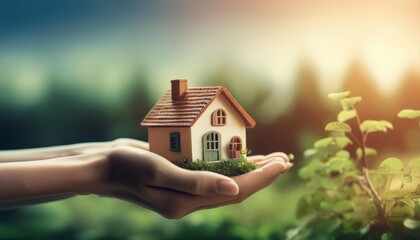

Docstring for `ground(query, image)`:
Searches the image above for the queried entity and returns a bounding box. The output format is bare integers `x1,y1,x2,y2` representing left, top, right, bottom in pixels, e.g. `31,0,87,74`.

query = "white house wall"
148,127,192,162
191,94,247,161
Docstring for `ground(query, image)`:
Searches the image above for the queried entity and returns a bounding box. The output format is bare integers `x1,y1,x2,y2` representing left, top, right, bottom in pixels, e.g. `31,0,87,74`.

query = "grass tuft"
175,156,257,177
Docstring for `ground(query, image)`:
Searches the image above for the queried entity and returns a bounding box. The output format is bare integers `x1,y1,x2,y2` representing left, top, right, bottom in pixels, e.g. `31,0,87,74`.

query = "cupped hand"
90,147,292,219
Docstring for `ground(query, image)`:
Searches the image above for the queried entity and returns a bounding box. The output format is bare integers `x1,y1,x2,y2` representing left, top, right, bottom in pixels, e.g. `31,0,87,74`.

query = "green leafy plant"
175,156,257,177
398,109,420,128
291,91,420,239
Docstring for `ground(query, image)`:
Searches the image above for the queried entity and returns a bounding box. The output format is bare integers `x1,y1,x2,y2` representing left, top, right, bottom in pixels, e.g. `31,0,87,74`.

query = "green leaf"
380,120,393,130
298,159,323,180
320,201,333,211
415,198,420,218
361,120,392,133
304,218,342,236
329,157,354,172
379,157,404,174
328,91,351,101
390,201,415,217
400,199,416,209
298,166,314,180
334,136,353,148
397,109,420,119
403,174,413,184
332,200,353,213
370,171,387,189
325,122,352,132
335,150,350,158
382,189,412,199
340,96,362,110
408,158,420,169
296,197,312,219
321,177,339,189
361,120,387,133
404,218,420,229
366,147,378,156
337,109,356,123
359,224,370,235
314,137,334,148
352,195,377,218
303,148,318,157
310,193,330,211
356,147,377,160
381,232,400,240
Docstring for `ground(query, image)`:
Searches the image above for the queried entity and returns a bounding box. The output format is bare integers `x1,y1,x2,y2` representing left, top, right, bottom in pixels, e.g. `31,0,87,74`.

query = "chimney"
171,79,188,101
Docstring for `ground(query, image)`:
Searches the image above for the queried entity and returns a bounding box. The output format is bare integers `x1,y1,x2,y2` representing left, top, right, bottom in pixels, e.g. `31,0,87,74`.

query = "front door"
203,131,221,161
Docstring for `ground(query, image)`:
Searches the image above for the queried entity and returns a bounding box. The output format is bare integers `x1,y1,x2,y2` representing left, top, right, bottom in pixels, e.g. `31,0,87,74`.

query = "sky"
1,0,419,99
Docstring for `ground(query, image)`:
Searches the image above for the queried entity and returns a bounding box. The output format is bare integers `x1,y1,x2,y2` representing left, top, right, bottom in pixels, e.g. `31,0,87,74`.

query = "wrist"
0,151,110,202
73,151,111,196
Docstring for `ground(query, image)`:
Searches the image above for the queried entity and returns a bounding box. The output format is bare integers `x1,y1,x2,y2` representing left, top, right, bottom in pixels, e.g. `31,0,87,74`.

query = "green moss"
175,156,257,177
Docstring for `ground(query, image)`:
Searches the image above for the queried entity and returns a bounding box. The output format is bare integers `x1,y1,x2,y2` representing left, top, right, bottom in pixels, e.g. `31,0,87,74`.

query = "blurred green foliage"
293,92,420,239
0,175,302,240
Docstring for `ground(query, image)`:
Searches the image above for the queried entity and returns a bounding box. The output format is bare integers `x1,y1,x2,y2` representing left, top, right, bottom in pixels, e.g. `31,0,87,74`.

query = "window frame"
169,132,181,152
212,109,227,126
229,136,242,159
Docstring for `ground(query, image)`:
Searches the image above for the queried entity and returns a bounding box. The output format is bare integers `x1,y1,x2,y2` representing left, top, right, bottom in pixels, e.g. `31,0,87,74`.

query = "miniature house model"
141,79,256,162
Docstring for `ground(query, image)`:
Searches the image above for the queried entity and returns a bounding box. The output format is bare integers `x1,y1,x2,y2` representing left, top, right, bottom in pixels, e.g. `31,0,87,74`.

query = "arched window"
229,136,242,159
212,109,226,126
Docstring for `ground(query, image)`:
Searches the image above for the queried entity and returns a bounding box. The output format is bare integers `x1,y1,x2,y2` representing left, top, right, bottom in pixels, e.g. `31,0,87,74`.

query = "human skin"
0,138,292,219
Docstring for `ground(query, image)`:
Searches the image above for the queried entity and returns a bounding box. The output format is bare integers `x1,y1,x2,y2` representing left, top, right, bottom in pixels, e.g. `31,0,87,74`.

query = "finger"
152,154,291,198
254,156,284,168
233,160,288,191
152,167,240,197
265,152,290,162
180,159,291,216
255,156,293,168
128,159,290,218
248,152,289,163
247,155,266,164
187,160,291,213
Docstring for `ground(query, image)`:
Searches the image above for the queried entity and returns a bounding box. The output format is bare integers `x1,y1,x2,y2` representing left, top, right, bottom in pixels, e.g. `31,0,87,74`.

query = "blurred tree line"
1,59,419,160
0,72,152,149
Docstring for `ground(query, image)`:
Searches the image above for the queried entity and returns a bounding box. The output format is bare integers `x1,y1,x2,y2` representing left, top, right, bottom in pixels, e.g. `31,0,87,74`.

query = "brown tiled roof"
141,86,256,128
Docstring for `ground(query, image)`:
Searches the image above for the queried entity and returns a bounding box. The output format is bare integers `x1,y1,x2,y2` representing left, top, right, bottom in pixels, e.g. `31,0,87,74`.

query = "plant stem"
348,132,362,147
362,168,387,225
355,177,373,196
353,108,387,225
